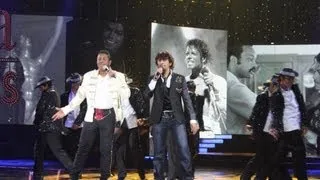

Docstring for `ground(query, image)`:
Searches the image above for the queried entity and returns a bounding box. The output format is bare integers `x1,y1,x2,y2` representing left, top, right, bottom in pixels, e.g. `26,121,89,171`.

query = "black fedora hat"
276,68,299,77
66,73,82,83
35,76,53,89
263,75,279,87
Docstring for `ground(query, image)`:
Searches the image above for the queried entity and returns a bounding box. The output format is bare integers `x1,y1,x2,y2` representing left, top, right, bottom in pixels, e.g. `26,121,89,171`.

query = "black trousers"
33,131,73,180
128,127,147,179
240,132,291,180
70,109,115,180
63,128,82,160
273,130,308,180
112,121,147,179
112,121,129,179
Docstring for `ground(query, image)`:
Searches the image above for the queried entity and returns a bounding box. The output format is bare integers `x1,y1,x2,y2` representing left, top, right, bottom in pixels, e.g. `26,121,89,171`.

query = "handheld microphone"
154,67,163,80
103,65,110,72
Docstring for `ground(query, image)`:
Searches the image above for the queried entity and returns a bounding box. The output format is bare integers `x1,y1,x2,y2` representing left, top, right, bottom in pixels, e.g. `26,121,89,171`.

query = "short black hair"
227,44,244,66
42,81,53,88
98,49,111,59
315,53,320,63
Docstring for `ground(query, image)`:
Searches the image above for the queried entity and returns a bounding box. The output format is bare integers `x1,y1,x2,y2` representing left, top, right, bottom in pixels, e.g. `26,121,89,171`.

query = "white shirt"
148,72,172,90
64,91,80,128
122,98,138,129
263,111,273,132
227,71,256,134
186,73,227,133
62,70,130,123
93,75,114,109
282,89,301,132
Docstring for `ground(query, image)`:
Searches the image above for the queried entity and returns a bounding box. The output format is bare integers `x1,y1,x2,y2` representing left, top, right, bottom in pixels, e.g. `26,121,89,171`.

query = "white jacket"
62,69,130,123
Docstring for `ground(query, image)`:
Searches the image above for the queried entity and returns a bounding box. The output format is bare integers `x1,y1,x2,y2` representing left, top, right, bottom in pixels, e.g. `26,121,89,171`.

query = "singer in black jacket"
33,76,73,180
144,51,199,180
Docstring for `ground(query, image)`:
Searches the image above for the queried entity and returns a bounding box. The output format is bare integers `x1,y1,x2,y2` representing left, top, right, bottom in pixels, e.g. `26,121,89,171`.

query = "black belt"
162,110,174,117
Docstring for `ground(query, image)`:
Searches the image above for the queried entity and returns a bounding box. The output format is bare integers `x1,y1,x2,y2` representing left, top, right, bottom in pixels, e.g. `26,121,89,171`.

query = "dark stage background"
0,0,319,162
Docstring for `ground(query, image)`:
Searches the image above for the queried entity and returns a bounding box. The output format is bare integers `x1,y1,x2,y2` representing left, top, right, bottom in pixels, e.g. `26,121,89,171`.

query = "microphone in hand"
154,67,163,80
103,65,116,77
103,65,110,72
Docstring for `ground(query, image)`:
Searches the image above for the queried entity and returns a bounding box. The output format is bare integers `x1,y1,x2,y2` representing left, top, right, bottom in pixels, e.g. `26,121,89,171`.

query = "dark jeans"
70,108,115,180
273,130,308,180
152,112,193,180
167,130,199,179
33,131,73,180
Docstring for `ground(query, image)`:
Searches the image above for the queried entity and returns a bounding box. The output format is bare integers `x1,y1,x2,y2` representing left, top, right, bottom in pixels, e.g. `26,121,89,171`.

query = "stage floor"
1,167,320,180
0,160,320,179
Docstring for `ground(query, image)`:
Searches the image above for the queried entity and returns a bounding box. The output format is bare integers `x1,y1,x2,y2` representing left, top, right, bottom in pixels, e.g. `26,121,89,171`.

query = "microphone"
103,65,110,72
154,67,163,79
200,66,214,92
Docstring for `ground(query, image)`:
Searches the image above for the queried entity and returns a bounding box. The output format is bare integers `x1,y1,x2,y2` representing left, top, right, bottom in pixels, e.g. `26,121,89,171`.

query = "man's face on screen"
235,46,257,78
310,59,320,90
185,45,202,70
103,22,124,53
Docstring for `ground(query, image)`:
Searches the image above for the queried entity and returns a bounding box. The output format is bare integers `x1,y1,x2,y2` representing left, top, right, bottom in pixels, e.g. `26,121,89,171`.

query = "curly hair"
186,39,211,64
154,51,175,69
315,53,320,63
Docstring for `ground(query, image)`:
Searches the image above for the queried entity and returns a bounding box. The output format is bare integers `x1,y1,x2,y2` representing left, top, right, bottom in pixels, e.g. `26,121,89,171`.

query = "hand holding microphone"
103,65,110,72
154,66,163,80
201,66,215,89
103,65,115,77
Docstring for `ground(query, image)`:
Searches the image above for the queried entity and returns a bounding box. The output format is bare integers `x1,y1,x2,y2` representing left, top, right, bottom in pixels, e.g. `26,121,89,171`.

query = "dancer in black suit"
60,73,87,160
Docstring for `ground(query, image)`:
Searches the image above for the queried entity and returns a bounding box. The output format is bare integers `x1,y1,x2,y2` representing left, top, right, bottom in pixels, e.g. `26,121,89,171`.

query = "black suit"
33,88,73,180
241,91,291,180
269,84,308,180
145,73,196,124
144,72,196,180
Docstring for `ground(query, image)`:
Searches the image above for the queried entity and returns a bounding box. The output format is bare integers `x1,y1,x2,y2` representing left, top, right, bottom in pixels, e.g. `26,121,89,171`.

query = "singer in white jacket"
52,49,130,180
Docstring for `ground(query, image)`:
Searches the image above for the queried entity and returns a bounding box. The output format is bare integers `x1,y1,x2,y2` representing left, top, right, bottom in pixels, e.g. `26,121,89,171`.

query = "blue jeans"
152,112,193,180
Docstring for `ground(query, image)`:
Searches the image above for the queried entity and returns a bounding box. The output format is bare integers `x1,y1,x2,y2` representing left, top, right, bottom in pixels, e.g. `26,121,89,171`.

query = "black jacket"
129,87,148,119
60,91,87,126
34,88,62,132
270,84,308,132
248,91,270,138
144,72,196,124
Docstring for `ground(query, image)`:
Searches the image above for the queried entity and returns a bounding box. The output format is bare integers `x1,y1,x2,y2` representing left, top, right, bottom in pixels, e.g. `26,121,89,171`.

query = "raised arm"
144,76,157,99
37,16,64,66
